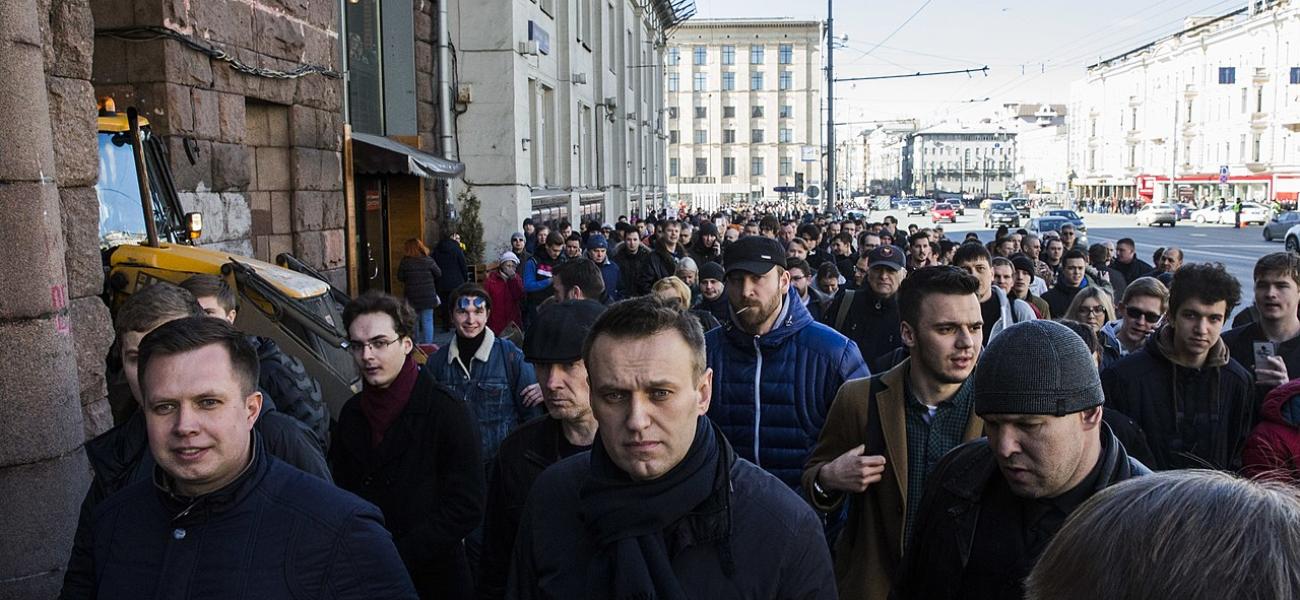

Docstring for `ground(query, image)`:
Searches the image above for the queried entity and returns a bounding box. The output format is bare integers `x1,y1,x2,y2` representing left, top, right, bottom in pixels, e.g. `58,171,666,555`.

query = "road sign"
773,186,798,193
806,185,821,199
801,146,817,162
1219,165,1230,184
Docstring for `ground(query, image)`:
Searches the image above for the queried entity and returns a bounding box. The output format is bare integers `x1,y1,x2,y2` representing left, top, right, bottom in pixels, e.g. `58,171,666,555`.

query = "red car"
930,202,957,223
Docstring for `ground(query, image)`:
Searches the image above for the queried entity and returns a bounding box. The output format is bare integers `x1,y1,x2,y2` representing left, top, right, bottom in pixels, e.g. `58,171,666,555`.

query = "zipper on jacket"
752,335,763,467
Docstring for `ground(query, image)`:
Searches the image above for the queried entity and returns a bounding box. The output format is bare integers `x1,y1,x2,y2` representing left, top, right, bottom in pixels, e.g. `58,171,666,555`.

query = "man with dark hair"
895,320,1148,600
1102,276,1168,356
1042,249,1090,317
1042,237,1065,277
64,317,417,600
696,261,730,324
907,232,934,271
180,274,329,452
552,258,606,302
830,232,857,280
522,231,566,324
1111,237,1153,283
953,243,1037,346
508,296,836,599
706,236,868,489
1088,243,1127,300
640,220,686,292
1152,246,1184,286
562,232,583,260
1010,255,1052,319
477,301,605,600
332,291,485,598
759,214,781,238
612,227,650,296
800,222,828,269
804,266,985,600
823,245,907,370
993,236,1017,258
787,257,823,321
1102,263,1253,471
1222,252,1300,403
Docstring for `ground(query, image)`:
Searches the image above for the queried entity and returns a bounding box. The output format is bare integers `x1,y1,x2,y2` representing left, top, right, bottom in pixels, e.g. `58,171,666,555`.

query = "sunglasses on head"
456,296,487,310
1124,306,1161,323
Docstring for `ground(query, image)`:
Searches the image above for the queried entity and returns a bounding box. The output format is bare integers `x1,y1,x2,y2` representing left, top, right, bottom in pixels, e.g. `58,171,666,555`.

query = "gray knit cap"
972,320,1103,416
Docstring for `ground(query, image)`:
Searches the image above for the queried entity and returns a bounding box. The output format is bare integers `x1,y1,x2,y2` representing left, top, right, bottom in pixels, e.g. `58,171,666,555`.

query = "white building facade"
1002,103,1071,195
664,19,823,210
1067,1,1300,206
451,0,688,253
863,124,915,196
909,123,1018,198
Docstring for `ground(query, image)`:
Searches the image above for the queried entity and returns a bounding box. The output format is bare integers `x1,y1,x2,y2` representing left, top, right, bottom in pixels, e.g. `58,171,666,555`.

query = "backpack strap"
833,289,858,332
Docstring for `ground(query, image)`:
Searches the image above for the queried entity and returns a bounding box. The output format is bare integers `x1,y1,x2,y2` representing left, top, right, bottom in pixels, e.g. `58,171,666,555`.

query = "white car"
1135,203,1177,227
1192,203,1270,225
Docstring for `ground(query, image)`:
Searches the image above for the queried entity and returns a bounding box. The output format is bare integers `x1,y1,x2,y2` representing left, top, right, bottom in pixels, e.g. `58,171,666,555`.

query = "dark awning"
351,132,464,179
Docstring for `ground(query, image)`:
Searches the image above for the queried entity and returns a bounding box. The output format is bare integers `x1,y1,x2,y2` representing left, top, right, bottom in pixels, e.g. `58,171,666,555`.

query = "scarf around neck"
578,416,734,600
360,355,420,448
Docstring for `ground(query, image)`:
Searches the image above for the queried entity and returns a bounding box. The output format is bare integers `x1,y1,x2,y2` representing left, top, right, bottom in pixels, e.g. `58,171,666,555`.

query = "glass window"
1291,67,1300,85
722,45,735,65
722,72,735,91
724,106,736,118
779,128,792,143
667,73,679,91
751,128,764,143
723,157,736,176
723,129,736,143
1219,66,1236,84
668,107,678,119
779,71,792,91
669,158,679,176
694,106,707,119
695,157,708,176
668,48,680,66
694,129,707,144
750,71,763,90
693,46,707,65
669,130,679,144
751,105,764,118
779,44,793,64
750,45,764,64
780,156,792,176
751,157,764,176
693,72,707,91
779,105,792,118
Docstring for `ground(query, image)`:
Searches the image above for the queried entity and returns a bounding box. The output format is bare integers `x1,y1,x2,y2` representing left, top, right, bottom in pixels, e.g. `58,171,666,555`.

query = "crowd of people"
57,207,1300,600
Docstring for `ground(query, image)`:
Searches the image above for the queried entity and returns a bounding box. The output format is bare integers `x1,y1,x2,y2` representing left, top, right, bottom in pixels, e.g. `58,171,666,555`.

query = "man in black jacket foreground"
896,320,1148,600
507,296,835,599
68,318,415,599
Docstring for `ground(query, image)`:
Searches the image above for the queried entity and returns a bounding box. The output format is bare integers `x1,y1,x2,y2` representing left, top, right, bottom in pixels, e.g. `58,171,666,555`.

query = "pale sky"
694,0,1250,131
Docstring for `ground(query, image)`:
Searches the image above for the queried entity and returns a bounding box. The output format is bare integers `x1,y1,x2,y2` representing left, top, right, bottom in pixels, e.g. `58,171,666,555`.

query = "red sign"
1136,175,1156,198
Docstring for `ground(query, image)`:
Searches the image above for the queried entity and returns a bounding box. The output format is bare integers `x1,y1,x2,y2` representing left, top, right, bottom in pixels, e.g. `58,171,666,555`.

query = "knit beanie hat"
972,320,1103,416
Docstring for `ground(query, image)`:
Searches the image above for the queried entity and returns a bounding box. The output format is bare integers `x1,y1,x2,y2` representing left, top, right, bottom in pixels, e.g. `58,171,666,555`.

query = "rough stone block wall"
89,0,345,281
415,0,445,242
0,0,105,595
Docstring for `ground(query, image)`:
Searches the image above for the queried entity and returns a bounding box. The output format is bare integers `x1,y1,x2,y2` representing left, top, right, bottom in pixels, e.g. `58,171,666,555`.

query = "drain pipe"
436,0,455,161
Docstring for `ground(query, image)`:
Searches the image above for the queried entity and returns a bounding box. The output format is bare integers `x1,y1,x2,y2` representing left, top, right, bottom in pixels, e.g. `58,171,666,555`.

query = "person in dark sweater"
821,245,906,366
1042,249,1090,317
1111,237,1153,285
398,238,443,345
1222,252,1300,408
432,236,470,323
332,291,485,599
696,261,730,324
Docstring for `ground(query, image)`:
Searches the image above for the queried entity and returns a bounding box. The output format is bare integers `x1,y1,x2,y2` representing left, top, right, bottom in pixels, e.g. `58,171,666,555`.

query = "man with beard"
803,266,986,600
894,320,1148,600
823,245,908,370
477,301,604,600
640,219,686,293
1101,263,1253,471
1222,252,1300,405
506,297,836,599
907,232,934,272
1042,249,1089,318
696,261,730,324
612,227,651,296
1111,237,1153,284
1100,277,1167,356
705,236,868,489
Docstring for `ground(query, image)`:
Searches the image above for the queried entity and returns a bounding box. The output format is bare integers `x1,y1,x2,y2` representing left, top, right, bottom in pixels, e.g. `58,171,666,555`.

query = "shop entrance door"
357,176,390,292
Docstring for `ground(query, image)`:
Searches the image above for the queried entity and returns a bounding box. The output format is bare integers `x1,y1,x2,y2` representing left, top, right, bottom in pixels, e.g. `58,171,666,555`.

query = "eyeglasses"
347,337,400,355
456,296,487,310
1078,306,1107,315
1125,306,1162,323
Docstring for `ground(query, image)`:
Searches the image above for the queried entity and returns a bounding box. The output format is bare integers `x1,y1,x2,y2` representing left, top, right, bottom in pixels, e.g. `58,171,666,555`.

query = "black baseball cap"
723,236,787,276
867,245,905,271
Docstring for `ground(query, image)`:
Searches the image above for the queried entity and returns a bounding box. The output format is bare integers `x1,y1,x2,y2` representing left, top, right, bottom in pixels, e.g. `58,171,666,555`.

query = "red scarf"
359,356,420,448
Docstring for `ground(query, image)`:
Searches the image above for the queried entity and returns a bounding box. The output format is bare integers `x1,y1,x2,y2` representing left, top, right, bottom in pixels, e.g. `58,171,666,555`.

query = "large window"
779,128,792,143
779,71,792,91
693,129,707,144
721,45,735,65
668,48,680,65
751,105,764,118
667,73,679,91
694,106,707,119
1218,66,1236,84
695,157,708,176
779,104,792,119
693,46,707,65
722,72,735,91
751,157,764,176
667,107,678,119
723,157,736,176
693,72,707,91
751,128,765,143
723,129,736,143
669,158,679,176
750,72,764,90
724,106,736,118
780,156,792,176
779,44,793,64
750,45,764,64
669,130,679,144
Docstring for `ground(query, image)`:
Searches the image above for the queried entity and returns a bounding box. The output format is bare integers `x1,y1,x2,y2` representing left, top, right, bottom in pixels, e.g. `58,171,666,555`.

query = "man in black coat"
63,318,416,600
1042,249,1090,317
1111,237,1153,283
332,291,485,600
506,297,835,599
477,301,605,600
895,321,1149,600
1102,263,1253,471
612,227,651,297
639,220,686,294
695,261,730,324
821,245,906,367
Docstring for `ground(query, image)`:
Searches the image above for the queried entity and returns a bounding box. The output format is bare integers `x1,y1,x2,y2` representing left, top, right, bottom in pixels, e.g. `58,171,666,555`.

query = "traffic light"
795,171,805,191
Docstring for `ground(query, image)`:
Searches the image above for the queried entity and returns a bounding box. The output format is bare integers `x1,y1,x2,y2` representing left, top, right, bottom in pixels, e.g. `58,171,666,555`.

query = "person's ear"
244,391,263,427
696,367,713,415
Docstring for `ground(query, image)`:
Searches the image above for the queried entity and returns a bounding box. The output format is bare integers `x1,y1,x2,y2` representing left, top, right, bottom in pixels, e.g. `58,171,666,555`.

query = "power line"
858,0,938,59
835,66,989,83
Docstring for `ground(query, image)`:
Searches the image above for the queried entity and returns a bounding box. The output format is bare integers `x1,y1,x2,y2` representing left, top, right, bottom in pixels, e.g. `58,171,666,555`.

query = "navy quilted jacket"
705,287,869,488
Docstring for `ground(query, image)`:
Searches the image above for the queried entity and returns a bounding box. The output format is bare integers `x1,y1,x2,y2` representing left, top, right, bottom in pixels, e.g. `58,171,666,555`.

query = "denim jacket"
427,329,542,461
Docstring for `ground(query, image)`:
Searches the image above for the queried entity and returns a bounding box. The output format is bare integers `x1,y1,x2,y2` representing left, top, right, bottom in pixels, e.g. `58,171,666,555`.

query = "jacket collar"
447,327,496,366
722,287,811,349
1151,323,1230,369
154,432,269,525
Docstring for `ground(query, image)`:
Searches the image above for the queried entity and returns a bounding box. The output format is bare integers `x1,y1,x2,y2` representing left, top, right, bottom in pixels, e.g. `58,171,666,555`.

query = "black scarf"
578,416,734,600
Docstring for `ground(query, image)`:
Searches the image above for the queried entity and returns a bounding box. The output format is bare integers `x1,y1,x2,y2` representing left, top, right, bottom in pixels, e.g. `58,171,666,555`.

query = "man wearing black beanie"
894,320,1149,600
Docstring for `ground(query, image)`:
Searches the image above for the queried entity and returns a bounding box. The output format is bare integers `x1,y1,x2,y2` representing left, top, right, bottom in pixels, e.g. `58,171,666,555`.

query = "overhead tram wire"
858,0,938,60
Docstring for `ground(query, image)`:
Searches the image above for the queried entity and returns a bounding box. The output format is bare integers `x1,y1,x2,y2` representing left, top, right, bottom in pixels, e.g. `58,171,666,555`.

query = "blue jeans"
416,308,436,345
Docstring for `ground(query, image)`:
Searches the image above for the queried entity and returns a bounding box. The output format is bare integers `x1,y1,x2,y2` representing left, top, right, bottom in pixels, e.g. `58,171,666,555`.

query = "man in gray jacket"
953,242,1036,346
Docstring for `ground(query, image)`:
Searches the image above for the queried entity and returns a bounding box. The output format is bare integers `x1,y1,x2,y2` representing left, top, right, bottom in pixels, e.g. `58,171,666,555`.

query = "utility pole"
826,0,836,212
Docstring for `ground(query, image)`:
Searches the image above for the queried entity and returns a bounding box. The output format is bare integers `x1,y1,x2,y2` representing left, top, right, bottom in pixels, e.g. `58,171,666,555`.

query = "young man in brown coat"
802,266,986,599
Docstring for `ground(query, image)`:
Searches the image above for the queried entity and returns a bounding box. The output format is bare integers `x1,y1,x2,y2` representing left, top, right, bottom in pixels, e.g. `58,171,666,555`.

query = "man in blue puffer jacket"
705,236,869,489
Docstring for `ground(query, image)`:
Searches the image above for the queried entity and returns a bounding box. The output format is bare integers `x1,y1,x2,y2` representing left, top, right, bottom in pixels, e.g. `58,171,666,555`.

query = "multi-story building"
864,123,917,196
908,123,1018,198
1003,103,1070,195
1068,1,1300,205
664,18,823,210
451,0,690,255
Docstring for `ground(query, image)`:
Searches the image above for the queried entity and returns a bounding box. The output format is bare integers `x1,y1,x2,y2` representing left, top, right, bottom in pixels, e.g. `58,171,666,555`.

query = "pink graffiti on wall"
51,285,70,334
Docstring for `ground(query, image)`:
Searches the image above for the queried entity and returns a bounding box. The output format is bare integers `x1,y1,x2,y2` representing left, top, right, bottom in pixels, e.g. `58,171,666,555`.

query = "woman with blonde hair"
1065,286,1121,369
652,276,720,331
397,238,441,344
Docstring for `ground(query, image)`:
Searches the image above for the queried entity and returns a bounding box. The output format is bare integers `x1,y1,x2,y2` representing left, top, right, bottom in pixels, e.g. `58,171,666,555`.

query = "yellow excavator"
95,98,359,419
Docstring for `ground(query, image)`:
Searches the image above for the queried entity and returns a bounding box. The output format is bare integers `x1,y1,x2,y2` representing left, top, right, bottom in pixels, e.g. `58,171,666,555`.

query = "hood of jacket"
1151,323,1230,369
1261,378,1300,428
722,286,813,351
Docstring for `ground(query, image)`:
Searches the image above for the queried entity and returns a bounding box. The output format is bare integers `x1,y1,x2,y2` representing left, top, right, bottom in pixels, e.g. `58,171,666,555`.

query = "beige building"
665,18,823,210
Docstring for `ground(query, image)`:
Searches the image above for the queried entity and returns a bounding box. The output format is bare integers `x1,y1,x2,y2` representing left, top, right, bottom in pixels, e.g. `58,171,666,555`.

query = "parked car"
1173,202,1194,220
1135,203,1177,227
1009,197,1031,218
1193,203,1270,225
1286,223,1300,252
1026,215,1087,247
985,201,1021,228
931,202,957,223
907,200,927,216
1264,211,1300,241
1044,209,1087,234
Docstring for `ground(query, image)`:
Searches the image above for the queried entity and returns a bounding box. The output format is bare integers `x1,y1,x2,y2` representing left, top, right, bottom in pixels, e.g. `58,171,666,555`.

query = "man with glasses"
1060,223,1084,251
332,291,485,599
1102,277,1168,356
